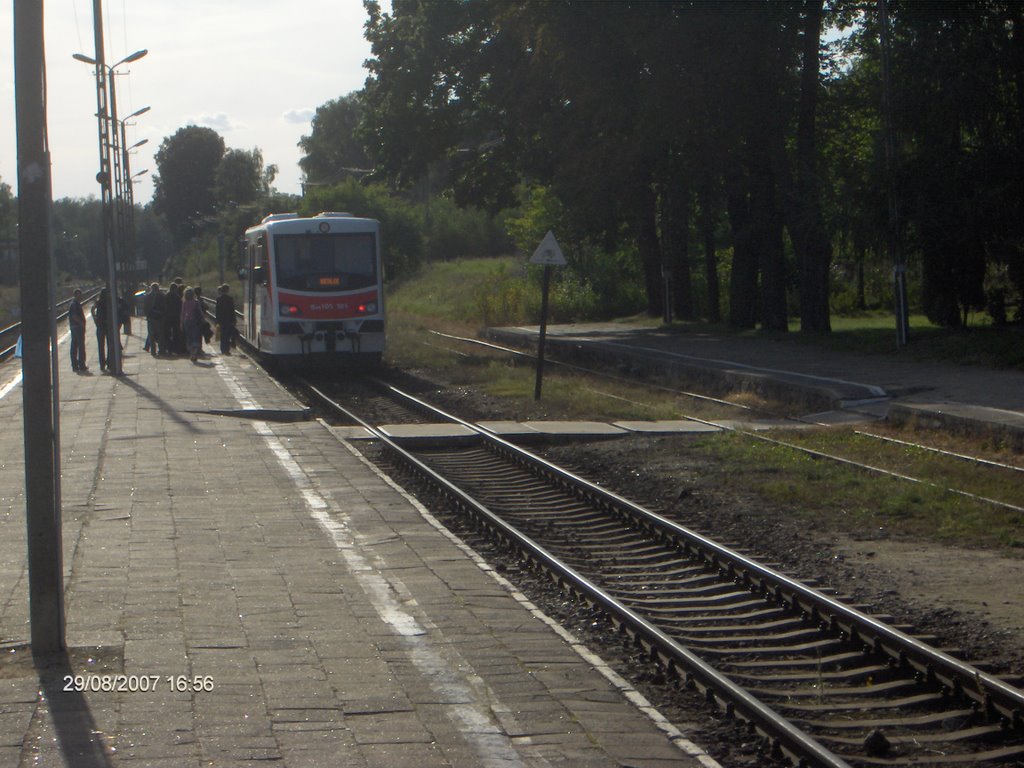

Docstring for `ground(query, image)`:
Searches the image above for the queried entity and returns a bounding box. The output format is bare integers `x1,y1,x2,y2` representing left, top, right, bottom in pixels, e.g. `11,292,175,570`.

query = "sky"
1,0,378,206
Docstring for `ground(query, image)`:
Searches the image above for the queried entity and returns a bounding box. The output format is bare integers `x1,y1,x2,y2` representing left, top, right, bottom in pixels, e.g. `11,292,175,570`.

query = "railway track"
426,330,1024,514
0,289,101,363
296,375,1024,768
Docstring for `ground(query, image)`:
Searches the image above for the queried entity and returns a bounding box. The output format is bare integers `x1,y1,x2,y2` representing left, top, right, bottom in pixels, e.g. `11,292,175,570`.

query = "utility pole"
90,0,123,375
14,0,66,656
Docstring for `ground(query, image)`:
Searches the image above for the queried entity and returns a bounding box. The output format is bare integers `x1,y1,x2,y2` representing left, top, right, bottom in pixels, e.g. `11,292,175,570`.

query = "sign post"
529,231,566,400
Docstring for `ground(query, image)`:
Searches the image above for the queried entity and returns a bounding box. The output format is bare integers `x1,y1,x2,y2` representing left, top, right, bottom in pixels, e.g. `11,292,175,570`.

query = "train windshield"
274,233,376,292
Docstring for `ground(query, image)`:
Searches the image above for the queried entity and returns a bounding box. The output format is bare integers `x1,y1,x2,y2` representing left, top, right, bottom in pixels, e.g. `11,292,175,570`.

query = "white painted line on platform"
0,371,21,401
0,330,73,401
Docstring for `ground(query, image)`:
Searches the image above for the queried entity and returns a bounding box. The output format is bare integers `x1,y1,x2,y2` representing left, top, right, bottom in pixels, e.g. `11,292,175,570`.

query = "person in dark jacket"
143,283,164,357
91,288,113,371
68,288,88,371
164,283,182,355
214,284,237,355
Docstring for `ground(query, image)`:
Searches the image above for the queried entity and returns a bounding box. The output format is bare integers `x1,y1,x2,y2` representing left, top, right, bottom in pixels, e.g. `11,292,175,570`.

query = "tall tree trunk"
752,163,788,332
793,0,832,333
638,184,664,318
662,174,695,320
698,177,721,323
725,174,759,329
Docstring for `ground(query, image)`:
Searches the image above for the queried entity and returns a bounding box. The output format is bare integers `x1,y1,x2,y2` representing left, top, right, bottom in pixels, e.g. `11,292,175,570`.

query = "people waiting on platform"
68,288,87,372
91,288,115,372
215,284,237,355
143,283,164,357
164,283,182,355
180,287,204,363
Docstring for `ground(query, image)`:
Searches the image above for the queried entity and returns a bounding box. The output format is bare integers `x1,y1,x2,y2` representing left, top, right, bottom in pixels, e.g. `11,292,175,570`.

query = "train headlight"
359,301,377,314
279,304,301,317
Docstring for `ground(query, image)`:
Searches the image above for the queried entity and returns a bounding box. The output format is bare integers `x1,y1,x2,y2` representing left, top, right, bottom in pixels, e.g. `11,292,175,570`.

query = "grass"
694,431,1024,550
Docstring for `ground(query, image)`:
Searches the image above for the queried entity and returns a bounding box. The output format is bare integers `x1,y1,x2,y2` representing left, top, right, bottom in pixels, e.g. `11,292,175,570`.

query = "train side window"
255,237,269,284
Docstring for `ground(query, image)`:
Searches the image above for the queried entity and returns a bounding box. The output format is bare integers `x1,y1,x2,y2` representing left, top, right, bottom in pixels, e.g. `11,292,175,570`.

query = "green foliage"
179,238,219,279
215,148,265,208
357,2,1024,332
0,179,13,238
423,195,513,262
152,126,226,246
389,257,520,324
505,187,567,256
983,261,1022,326
51,198,104,278
299,93,372,186
504,186,645,319
389,256,605,328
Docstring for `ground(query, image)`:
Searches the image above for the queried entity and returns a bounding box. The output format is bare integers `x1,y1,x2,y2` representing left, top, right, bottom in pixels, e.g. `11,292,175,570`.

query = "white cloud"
188,113,244,133
283,109,315,125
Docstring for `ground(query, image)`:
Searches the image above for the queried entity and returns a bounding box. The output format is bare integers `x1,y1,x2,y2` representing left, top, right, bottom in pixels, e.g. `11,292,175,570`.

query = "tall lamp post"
117,109,149,297
125,164,149,298
117,108,148,296
73,47,147,374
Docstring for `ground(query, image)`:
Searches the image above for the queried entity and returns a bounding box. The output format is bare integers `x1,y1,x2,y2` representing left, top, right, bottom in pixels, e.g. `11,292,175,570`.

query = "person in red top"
68,288,87,372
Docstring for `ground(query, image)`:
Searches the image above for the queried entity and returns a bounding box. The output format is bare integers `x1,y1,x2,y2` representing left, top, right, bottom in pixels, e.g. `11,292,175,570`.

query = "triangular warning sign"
529,231,567,266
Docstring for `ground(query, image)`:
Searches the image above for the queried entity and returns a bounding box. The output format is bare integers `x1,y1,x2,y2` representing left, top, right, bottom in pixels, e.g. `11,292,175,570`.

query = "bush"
423,197,513,261
984,261,1021,326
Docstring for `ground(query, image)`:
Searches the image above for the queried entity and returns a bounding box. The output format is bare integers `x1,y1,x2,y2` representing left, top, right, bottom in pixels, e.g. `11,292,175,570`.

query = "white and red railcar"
240,212,385,366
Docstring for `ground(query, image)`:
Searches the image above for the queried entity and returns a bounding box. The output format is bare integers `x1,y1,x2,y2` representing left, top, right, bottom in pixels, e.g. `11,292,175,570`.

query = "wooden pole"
14,0,66,656
533,265,552,401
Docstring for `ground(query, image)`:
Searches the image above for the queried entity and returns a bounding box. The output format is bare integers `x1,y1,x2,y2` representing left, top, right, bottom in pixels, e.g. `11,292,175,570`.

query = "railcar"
240,212,385,366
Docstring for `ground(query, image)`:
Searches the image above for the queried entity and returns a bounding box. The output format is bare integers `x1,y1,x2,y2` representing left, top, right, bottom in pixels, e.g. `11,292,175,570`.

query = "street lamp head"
73,49,148,69
118,49,148,66
125,106,151,120
128,139,149,151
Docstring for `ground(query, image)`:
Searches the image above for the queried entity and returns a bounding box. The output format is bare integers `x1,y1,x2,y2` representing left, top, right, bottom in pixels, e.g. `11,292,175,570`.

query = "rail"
0,288,102,363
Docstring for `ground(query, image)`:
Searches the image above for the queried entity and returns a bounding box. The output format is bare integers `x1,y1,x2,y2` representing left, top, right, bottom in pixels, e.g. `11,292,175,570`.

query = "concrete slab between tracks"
0,331,719,768
889,401,1024,450
342,419,728,446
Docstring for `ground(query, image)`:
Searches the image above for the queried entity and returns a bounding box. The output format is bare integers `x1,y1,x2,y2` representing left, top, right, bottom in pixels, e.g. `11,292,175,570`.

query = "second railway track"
292,374,1024,768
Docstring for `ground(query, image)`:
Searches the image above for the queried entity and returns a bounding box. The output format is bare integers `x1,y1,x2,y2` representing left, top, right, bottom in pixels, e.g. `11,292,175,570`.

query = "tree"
51,198,104,278
839,2,1024,327
299,93,373,187
0,179,13,236
152,125,226,246
215,148,266,208
358,1,1023,330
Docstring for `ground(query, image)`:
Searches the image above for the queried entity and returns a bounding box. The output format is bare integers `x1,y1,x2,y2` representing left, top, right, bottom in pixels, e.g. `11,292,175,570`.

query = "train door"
244,238,255,344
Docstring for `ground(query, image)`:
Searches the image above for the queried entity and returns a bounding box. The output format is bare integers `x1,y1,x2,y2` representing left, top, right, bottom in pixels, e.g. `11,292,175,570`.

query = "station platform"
486,324,1024,447
0,332,719,767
